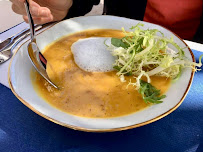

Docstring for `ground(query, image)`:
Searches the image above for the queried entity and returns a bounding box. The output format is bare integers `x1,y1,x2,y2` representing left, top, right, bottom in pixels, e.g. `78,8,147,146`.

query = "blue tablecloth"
0,50,202,152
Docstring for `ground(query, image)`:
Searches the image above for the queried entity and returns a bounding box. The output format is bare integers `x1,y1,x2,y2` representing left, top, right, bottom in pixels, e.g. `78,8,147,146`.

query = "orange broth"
31,29,171,118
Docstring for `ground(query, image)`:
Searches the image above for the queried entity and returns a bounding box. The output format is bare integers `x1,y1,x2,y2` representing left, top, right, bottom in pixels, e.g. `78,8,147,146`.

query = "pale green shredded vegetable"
107,23,202,104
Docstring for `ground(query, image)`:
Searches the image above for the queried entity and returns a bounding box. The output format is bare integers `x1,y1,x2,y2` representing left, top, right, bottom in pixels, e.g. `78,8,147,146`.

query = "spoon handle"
24,0,35,41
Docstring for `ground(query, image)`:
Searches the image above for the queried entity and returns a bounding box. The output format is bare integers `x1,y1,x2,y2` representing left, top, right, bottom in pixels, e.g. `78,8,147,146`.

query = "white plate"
8,16,195,132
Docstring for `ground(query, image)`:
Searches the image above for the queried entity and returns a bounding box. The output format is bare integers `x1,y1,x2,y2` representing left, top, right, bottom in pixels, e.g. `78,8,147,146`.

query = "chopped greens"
107,23,203,104
139,80,166,104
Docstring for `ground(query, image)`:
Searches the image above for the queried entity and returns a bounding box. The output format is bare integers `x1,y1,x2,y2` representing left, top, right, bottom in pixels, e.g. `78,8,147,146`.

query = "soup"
31,29,171,118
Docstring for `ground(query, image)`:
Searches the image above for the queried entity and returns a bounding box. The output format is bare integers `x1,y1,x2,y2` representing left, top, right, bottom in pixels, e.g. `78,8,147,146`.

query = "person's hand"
10,0,73,24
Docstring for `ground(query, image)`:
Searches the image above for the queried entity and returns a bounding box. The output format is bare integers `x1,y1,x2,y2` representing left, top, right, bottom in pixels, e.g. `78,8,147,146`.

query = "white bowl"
8,16,195,132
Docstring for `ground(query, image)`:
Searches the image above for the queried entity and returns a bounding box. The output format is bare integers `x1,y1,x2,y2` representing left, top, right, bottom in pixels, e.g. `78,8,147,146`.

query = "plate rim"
8,15,195,132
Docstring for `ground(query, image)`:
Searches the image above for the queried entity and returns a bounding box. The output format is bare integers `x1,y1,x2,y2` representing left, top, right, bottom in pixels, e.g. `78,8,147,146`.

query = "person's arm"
65,0,100,18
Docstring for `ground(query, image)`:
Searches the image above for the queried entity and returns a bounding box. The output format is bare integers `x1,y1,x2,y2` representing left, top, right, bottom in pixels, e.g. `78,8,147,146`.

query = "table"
0,23,203,152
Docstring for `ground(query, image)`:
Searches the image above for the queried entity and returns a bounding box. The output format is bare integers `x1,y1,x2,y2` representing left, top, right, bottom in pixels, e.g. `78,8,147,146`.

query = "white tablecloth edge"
184,40,203,53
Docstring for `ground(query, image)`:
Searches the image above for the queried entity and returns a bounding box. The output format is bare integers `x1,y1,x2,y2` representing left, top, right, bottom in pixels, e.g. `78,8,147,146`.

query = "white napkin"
0,38,29,88
0,61,10,88
0,22,28,88
0,22,51,88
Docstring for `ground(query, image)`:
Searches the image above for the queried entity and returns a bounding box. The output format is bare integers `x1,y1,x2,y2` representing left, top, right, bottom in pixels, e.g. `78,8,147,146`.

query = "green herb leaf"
134,37,144,53
111,38,129,49
113,66,121,71
139,80,166,104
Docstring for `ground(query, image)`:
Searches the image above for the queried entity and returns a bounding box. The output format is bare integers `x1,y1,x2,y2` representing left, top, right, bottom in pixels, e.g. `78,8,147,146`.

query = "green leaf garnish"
111,38,129,49
139,80,166,104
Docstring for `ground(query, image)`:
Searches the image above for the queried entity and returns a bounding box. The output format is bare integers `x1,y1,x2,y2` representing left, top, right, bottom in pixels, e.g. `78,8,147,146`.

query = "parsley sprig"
139,80,166,104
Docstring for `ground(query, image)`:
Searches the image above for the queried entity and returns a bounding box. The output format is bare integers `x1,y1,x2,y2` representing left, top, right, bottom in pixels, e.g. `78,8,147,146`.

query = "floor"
0,0,104,33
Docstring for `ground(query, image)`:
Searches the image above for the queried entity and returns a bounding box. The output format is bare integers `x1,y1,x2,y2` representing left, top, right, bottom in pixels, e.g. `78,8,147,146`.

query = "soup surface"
32,29,171,118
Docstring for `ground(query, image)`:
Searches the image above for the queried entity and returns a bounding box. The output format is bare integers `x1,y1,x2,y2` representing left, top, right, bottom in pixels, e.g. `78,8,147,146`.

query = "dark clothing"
65,0,203,43
66,0,100,18
103,0,147,21
66,0,147,21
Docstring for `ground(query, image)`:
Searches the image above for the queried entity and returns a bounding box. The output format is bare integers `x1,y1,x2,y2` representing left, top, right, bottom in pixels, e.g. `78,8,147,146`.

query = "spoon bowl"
27,41,58,88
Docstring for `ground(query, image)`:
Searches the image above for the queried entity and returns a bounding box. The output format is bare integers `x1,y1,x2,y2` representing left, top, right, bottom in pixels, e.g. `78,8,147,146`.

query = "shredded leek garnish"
107,23,202,104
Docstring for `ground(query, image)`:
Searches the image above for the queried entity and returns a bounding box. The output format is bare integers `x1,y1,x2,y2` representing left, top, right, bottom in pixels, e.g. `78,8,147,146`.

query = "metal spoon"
24,0,58,89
